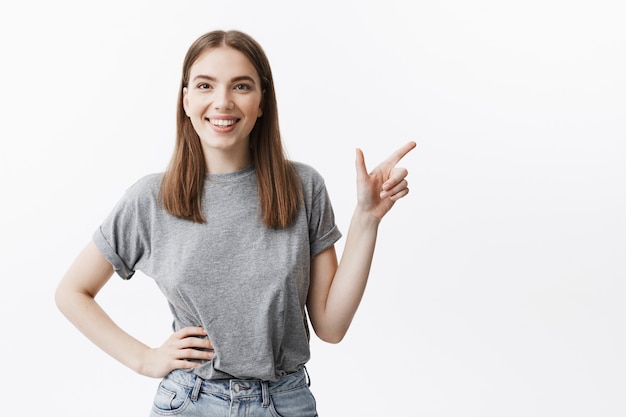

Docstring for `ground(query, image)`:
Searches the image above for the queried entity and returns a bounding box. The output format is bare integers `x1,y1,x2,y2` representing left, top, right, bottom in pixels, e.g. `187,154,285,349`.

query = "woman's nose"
212,87,234,110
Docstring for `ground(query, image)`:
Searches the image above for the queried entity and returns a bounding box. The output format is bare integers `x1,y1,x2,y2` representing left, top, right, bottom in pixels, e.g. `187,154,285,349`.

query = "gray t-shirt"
93,162,342,381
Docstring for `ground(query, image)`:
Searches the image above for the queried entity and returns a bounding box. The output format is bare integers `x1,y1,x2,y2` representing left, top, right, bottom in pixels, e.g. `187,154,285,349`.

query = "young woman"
55,29,416,416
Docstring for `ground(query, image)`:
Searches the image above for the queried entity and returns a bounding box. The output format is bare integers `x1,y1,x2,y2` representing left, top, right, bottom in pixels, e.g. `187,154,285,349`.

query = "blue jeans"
149,368,318,417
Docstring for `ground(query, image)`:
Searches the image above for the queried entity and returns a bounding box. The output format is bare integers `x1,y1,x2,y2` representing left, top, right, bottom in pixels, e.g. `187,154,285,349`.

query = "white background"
1,1,625,416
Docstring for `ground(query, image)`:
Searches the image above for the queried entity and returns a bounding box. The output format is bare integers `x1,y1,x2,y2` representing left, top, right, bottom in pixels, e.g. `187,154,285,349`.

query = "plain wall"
1,1,624,416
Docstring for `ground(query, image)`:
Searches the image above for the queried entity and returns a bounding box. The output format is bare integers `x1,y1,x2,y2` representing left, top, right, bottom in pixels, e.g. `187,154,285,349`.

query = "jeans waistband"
164,367,309,401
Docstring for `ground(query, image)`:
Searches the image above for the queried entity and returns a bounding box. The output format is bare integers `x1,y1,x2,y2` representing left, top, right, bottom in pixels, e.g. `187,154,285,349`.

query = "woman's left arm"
307,141,417,343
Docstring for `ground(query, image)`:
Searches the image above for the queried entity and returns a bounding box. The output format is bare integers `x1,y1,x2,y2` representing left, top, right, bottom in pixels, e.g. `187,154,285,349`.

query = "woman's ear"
257,90,264,118
182,87,189,116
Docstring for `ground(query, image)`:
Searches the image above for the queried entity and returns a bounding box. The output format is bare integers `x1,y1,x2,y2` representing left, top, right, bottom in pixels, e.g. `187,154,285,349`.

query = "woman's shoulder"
119,172,164,202
290,161,325,185
289,161,330,203
100,173,165,226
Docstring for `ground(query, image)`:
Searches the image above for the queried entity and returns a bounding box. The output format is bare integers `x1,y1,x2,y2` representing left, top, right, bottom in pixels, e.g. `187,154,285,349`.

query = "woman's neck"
202,146,252,174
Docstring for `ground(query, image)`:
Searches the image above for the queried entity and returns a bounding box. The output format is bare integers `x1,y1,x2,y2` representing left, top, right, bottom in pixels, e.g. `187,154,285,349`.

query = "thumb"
355,148,368,179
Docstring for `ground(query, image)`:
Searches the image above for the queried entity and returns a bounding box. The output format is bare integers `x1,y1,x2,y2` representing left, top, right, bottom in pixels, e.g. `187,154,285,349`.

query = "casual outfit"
93,162,341,416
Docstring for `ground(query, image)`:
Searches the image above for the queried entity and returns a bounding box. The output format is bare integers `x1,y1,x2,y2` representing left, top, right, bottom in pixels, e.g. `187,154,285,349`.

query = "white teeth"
211,119,236,127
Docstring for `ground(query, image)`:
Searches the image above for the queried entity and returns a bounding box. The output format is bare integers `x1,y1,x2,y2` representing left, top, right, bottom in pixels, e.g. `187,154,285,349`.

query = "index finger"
385,141,417,166
176,326,207,338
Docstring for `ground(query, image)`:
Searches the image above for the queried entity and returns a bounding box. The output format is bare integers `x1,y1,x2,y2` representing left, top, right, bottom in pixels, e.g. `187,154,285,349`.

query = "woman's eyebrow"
191,74,257,84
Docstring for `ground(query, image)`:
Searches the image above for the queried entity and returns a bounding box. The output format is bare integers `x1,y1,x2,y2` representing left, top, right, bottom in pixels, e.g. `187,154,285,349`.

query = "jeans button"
233,383,240,393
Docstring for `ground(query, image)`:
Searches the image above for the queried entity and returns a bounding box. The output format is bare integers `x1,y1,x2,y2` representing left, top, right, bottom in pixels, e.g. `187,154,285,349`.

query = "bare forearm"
56,289,150,374
323,208,380,339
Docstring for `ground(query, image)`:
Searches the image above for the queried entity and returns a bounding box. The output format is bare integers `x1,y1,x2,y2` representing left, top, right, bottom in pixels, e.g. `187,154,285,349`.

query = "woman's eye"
198,83,211,89
234,84,251,91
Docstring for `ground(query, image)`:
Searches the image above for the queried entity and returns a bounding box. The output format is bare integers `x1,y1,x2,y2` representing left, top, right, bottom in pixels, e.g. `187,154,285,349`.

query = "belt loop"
303,365,311,387
261,380,270,407
191,375,203,402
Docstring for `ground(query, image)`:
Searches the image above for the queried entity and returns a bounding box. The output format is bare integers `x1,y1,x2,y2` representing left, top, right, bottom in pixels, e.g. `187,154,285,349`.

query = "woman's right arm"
55,240,213,378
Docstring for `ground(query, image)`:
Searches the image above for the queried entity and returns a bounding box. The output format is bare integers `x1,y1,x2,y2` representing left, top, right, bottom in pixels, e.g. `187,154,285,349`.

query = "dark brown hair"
159,30,301,228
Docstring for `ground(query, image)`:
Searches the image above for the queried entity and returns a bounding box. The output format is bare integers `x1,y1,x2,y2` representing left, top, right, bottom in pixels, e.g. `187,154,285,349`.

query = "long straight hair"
159,30,302,228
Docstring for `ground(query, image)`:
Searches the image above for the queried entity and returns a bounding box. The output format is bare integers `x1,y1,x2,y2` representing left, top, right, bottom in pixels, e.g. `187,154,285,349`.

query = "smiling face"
183,46,264,172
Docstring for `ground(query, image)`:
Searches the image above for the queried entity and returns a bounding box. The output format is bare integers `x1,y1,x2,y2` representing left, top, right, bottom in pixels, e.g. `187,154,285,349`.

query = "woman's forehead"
189,46,259,80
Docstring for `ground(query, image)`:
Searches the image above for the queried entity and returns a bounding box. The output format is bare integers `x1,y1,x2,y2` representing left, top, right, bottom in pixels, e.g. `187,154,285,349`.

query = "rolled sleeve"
93,226,136,280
